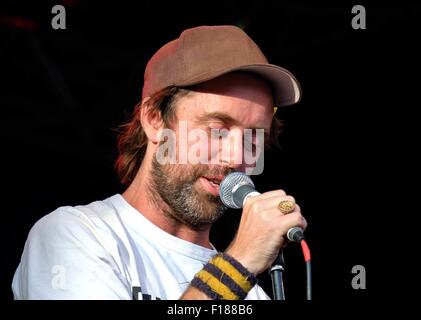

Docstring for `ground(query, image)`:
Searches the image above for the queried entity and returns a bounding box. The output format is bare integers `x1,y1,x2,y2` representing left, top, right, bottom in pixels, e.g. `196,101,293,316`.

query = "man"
12,25,307,300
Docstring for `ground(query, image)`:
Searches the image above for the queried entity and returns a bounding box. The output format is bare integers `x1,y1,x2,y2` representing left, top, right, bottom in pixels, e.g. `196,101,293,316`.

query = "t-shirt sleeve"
12,208,132,299
246,284,271,300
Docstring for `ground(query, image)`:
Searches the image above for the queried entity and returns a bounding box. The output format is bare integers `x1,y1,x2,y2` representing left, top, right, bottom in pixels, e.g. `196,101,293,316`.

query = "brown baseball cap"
142,25,302,107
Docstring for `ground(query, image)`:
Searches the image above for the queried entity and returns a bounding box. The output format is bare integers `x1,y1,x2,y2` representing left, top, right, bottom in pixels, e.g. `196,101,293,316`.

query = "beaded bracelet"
191,252,257,300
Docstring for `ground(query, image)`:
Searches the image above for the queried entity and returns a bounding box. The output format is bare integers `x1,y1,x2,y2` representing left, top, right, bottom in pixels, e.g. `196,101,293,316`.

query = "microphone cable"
284,227,312,300
300,239,312,300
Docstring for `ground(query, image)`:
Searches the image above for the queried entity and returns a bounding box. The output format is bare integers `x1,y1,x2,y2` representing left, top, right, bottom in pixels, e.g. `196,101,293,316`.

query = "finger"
276,211,308,234
246,189,287,203
246,194,297,215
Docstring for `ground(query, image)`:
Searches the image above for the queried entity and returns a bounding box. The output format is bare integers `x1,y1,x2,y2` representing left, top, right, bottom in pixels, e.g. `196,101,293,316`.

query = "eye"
208,122,225,130
208,124,229,139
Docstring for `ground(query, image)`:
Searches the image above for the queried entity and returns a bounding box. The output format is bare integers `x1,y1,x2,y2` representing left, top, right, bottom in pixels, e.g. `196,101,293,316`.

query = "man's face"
150,73,274,230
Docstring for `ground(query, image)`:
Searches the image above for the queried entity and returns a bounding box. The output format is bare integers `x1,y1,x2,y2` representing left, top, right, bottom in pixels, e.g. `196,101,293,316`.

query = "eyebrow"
196,111,238,125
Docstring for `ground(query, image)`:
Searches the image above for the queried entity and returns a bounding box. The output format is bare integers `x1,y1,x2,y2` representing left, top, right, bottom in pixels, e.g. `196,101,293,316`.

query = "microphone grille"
219,172,255,209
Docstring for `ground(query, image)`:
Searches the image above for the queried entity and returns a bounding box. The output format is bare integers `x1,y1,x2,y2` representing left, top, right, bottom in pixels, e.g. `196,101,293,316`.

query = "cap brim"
177,63,302,108
232,64,302,107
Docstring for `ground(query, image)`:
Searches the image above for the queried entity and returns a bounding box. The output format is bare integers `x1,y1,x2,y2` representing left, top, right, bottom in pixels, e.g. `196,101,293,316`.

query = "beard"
148,154,232,230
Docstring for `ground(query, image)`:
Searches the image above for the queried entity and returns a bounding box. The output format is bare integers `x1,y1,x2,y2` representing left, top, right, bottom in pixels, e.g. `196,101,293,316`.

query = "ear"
140,97,163,144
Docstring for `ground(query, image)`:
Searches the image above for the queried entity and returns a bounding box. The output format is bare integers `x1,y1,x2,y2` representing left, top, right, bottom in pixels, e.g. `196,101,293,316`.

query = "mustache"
191,165,234,180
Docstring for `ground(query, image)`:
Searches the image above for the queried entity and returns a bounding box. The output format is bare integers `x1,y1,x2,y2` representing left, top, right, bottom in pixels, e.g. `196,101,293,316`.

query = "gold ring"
278,200,295,214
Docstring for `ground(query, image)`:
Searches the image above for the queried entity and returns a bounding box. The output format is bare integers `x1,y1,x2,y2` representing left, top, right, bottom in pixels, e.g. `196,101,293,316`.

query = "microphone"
219,172,304,242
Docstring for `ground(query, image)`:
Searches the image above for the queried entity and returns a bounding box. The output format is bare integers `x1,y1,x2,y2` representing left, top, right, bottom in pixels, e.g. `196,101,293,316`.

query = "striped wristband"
191,252,257,300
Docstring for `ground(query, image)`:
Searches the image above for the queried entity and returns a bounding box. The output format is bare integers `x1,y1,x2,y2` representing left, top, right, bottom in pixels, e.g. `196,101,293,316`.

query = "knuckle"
286,195,295,203
298,215,307,229
268,189,287,197
249,200,261,213
292,212,306,225
278,189,287,196
244,195,257,209
302,217,308,230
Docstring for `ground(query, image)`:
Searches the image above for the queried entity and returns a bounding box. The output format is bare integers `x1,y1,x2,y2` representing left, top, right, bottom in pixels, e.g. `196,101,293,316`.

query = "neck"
122,158,212,249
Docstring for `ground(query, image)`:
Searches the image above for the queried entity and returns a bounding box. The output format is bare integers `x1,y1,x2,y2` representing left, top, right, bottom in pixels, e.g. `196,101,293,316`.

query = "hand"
225,190,307,275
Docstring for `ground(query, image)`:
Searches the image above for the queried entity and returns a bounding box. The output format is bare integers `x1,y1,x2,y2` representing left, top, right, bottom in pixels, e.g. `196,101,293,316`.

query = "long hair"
114,86,190,186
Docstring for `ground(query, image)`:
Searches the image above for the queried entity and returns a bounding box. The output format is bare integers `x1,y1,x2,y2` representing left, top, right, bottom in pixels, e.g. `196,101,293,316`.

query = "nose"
217,128,245,171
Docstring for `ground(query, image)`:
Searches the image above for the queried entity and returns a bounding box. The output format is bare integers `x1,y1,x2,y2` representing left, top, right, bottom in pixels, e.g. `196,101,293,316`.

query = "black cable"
299,239,312,300
305,260,312,300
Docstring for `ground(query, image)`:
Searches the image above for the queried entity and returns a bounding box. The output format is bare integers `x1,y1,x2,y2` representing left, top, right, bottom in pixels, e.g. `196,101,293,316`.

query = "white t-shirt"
12,194,270,300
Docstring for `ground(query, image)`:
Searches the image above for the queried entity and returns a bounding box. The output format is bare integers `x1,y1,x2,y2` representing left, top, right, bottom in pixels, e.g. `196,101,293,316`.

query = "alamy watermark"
352,5,366,30
351,264,366,289
155,121,265,175
51,264,67,290
51,5,66,30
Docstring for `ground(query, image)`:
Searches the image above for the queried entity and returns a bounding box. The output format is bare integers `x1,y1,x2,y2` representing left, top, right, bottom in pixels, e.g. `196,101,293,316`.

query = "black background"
1,0,418,302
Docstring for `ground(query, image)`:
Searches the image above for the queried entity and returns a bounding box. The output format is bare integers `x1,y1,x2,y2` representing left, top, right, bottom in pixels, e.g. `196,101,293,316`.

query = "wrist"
224,248,259,276
190,252,257,300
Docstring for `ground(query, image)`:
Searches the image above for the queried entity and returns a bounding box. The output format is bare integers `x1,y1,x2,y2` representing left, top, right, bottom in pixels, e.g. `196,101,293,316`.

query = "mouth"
199,176,223,197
